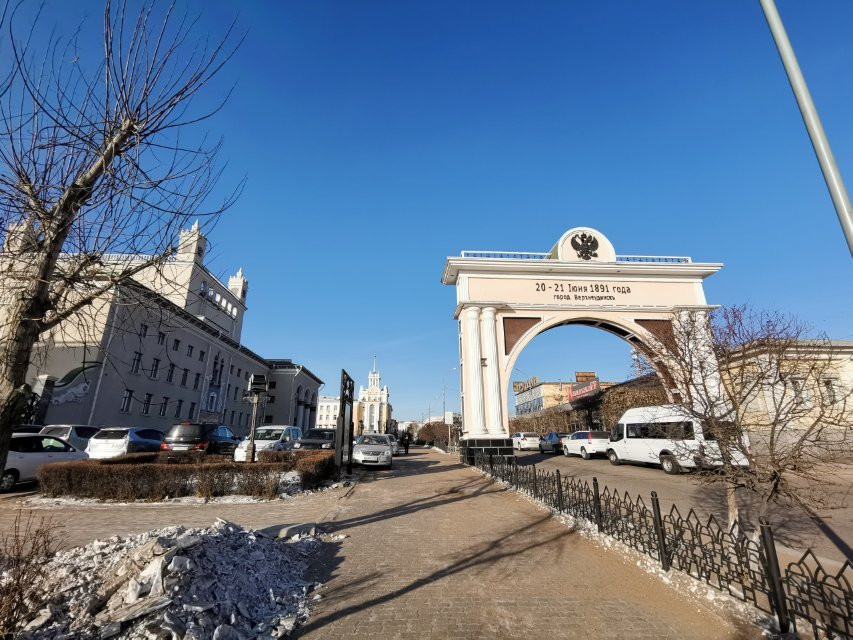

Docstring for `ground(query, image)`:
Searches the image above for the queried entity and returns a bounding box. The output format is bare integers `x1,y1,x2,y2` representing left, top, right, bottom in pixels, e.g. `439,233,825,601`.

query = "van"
606,405,750,475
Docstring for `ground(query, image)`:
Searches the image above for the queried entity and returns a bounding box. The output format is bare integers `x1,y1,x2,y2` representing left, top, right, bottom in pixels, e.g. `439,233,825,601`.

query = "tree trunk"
726,483,742,536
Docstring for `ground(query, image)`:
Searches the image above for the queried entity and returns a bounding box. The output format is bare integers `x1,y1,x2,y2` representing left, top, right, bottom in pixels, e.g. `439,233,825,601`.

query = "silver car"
352,434,393,469
39,425,100,451
85,428,164,459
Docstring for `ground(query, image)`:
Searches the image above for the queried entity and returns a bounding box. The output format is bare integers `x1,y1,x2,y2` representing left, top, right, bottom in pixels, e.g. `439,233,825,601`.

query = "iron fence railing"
473,453,852,639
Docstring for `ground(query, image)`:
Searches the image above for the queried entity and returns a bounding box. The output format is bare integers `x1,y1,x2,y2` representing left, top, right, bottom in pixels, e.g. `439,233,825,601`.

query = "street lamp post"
244,374,269,463
759,0,853,255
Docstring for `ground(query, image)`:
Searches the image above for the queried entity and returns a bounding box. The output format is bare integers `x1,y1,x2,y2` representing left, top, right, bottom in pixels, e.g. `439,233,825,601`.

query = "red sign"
569,378,600,403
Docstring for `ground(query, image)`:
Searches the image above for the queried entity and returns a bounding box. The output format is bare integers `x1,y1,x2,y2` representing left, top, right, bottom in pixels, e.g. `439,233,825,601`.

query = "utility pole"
759,0,853,255
443,377,449,448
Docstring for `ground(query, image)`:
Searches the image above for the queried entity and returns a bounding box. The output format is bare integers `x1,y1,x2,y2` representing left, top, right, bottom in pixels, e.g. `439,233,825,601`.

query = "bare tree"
660,305,853,535
0,1,242,477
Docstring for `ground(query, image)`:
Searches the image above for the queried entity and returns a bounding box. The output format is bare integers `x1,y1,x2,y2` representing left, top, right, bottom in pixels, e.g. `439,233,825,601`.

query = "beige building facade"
354,358,392,434
23,224,322,435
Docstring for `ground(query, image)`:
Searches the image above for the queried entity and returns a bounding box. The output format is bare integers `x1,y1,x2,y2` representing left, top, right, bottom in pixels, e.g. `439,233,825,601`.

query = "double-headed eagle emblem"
570,233,599,260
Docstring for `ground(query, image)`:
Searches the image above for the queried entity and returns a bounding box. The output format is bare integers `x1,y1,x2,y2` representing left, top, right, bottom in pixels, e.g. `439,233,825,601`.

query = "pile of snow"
17,519,321,639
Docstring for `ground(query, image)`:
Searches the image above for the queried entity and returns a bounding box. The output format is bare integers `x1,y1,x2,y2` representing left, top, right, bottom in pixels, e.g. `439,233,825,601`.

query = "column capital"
464,306,481,319
481,306,497,318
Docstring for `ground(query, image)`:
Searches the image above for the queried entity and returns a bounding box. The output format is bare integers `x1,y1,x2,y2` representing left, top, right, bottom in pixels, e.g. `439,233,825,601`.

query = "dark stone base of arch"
459,437,513,466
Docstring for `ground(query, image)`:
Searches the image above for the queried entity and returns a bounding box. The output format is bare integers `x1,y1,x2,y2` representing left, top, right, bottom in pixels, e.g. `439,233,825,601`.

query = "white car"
39,424,100,450
351,434,393,468
388,436,400,456
86,428,165,459
2,434,88,491
234,425,302,462
606,405,751,474
511,432,540,451
562,430,612,459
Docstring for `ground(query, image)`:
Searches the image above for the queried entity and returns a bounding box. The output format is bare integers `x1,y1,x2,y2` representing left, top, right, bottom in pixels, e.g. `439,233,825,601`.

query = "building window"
208,393,217,412
150,358,160,379
187,345,194,357
181,368,189,387
268,381,276,390
193,372,201,390
267,395,275,404
120,389,133,413
233,386,239,401
230,410,235,424
226,383,231,401
160,397,169,417
139,323,149,338
157,332,166,346
822,378,838,404
166,363,176,383
264,416,273,424
230,364,235,375
172,338,180,351
174,399,183,419
188,402,196,420
141,393,153,415
245,372,249,381
199,350,205,362
130,352,142,374
237,368,241,377
789,377,807,403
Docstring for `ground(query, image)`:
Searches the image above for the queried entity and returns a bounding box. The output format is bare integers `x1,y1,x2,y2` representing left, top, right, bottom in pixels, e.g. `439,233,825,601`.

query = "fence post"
555,469,564,513
489,453,494,474
592,477,603,533
513,457,519,488
532,465,537,499
759,518,792,634
650,492,670,572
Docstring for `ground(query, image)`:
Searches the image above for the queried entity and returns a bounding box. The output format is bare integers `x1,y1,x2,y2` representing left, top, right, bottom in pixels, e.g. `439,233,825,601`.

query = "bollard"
592,477,603,532
555,469,564,513
650,492,670,572
759,518,792,634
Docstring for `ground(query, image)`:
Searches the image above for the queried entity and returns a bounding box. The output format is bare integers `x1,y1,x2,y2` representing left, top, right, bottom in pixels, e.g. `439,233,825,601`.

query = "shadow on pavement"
294,513,573,638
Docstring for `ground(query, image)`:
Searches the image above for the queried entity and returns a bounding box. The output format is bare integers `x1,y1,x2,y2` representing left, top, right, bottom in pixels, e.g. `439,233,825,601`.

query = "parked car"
2,434,88,491
511,432,540,451
86,428,164,459
539,431,570,454
388,436,400,456
234,425,302,461
13,425,44,434
291,428,336,451
562,430,611,459
161,423,240,456
606,405,751,474
351,434,394,468
40,424,101,451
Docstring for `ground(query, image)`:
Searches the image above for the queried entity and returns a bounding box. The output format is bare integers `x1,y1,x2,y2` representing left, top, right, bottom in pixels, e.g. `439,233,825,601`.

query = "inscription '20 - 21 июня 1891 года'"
533,281,632,302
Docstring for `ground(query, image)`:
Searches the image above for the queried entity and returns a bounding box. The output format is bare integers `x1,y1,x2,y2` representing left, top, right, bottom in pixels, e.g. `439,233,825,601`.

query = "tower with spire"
356,355,392,434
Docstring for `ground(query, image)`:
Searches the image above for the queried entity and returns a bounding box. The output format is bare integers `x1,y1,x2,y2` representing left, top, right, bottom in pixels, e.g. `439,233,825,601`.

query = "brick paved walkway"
297,449,752,640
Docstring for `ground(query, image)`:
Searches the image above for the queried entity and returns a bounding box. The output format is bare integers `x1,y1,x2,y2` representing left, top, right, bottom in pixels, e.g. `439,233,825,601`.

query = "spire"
373,354,377,373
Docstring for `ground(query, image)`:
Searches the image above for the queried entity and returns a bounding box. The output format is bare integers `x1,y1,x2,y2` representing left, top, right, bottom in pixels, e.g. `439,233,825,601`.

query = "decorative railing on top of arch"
458,251,691,263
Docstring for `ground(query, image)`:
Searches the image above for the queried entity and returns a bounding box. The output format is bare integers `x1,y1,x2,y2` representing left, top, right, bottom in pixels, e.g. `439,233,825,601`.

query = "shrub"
37,451,336,501
0,512,64,638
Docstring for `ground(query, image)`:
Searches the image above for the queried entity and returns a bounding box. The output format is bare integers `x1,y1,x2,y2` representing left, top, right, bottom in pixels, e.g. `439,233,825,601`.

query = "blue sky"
20,1,853,419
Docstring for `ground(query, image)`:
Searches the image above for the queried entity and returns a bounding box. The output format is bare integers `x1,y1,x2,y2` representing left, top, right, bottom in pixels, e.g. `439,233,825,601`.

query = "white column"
463,306,487,437
296,403,304,428
481,307,505,435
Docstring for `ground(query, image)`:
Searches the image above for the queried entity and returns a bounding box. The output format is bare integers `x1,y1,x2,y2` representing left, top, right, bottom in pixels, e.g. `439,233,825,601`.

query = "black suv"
291,428,336,451
162,423,240,455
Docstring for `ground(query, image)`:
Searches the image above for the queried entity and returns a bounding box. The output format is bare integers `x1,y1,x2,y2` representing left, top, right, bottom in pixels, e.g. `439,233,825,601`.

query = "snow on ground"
16,519,322,639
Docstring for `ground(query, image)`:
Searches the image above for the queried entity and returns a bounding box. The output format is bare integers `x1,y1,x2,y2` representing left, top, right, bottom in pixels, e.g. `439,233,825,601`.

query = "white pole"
759,0,853,255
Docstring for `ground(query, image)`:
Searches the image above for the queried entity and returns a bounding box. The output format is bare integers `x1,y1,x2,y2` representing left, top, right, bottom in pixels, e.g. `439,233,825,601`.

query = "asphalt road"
514,449,853,566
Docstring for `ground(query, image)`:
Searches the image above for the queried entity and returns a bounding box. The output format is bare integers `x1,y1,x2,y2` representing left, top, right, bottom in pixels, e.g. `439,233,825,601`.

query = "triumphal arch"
441,227,723,463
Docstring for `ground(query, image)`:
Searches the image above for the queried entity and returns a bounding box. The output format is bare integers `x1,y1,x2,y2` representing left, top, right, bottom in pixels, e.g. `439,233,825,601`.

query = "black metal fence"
473,453,852,639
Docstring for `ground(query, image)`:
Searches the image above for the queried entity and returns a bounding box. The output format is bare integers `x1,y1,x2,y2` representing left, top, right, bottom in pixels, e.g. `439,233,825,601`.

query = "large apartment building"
20,224,322,435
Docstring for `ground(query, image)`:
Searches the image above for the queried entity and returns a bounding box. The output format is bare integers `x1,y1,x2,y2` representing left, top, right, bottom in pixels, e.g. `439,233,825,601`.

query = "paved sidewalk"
297,449,753,640
0,489,344,548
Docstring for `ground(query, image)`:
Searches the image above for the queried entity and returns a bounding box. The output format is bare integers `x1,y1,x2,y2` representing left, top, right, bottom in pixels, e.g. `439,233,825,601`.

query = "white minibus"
606,405,750,474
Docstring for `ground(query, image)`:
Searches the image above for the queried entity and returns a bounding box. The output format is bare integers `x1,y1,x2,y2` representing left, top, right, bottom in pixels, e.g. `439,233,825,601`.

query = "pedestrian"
403,433,410,455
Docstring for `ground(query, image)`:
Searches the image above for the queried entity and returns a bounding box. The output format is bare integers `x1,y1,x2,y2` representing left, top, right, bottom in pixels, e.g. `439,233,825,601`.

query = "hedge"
37,451,336,501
